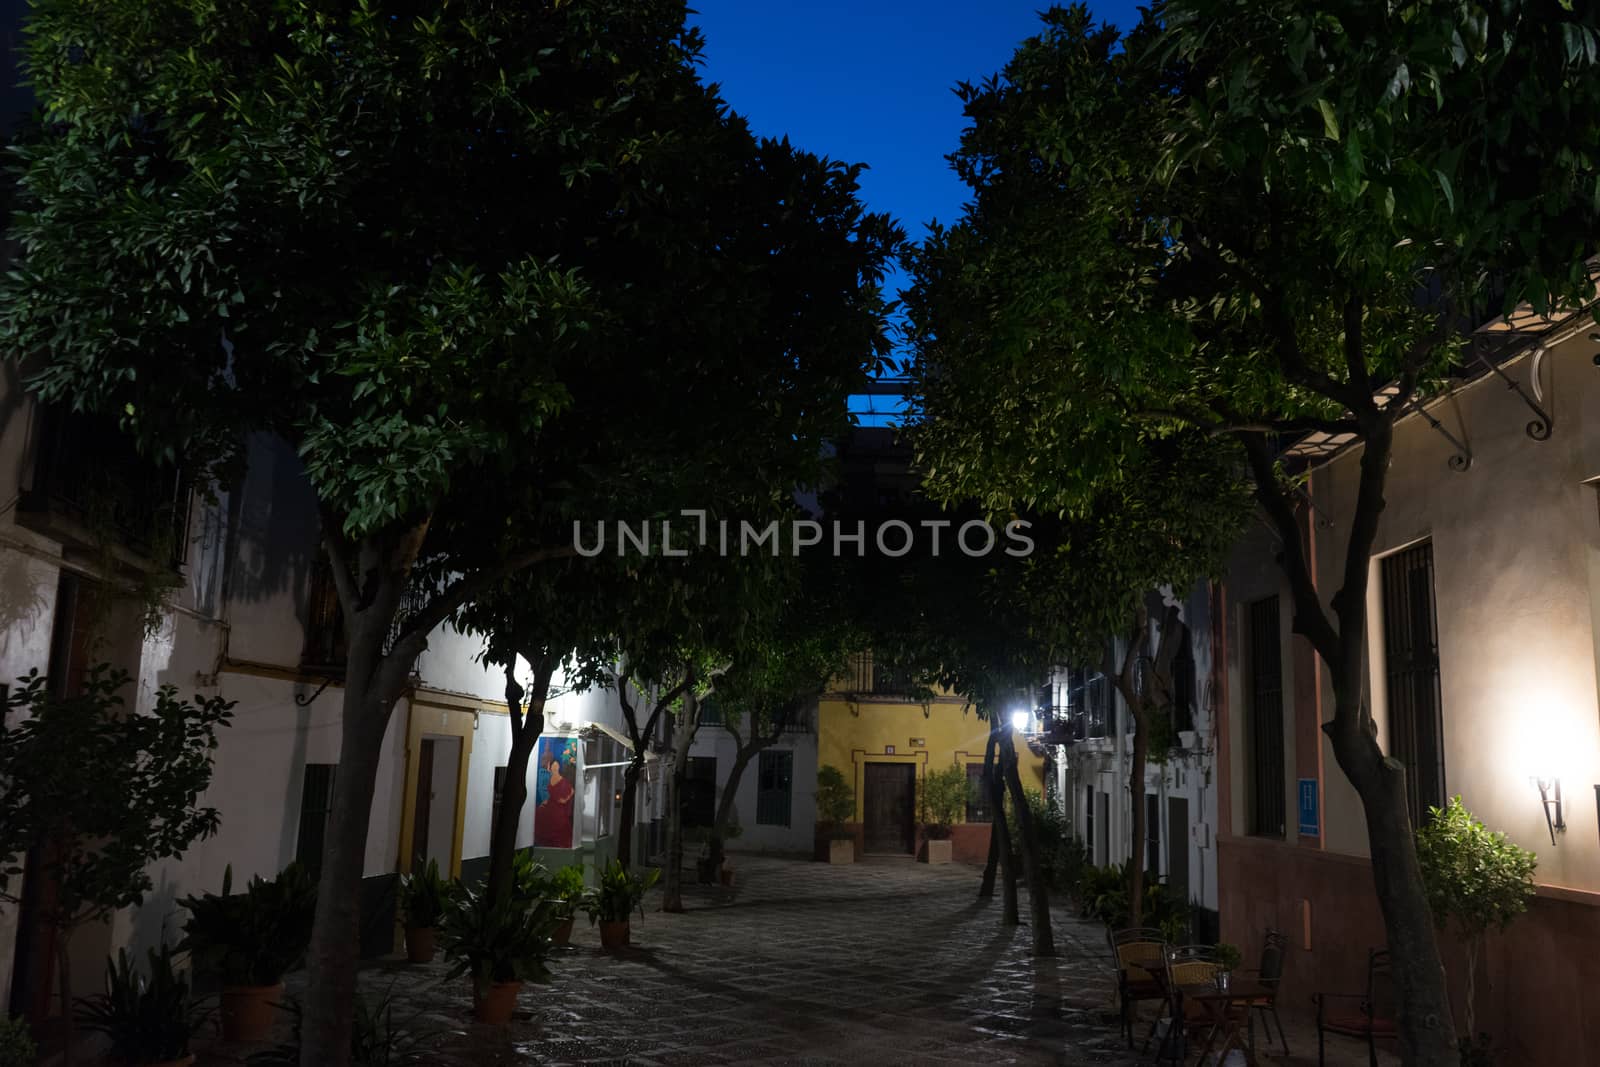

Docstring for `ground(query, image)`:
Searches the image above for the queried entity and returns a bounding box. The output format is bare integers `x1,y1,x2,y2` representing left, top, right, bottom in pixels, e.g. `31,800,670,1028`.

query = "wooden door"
1167,796,1190,902
410,739,434,874
863,763,915,853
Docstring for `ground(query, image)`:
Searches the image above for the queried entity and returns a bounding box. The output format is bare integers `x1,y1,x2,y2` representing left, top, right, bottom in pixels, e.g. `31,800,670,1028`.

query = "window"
1064,666,1112,739
1146,794,1161,877
301,555,347,670
965,763,992,823
582,734,625,842
1171,633,1196,735
1084,785,1096,863
697,695,724,727
296,763,338,876
1096,791,1110,865
682,756,717,829
1381,541,1444,827
756,750,794,827
1248,596,1286,838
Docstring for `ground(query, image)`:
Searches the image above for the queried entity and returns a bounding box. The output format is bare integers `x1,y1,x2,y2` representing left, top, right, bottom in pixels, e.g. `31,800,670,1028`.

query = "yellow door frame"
850,748,927,822
398,697,477,879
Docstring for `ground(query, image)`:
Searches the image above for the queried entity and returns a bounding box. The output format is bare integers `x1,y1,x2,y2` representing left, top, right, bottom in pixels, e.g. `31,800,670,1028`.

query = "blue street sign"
1297,778,1319,837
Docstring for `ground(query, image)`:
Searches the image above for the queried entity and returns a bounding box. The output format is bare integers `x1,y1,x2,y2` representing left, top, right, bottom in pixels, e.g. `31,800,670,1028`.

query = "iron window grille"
1381,541,1445,828
1248,596,1286,838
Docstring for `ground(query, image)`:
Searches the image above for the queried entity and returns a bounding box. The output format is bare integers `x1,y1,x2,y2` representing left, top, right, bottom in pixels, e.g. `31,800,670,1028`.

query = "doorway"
1167,796,1190,903
862,762,916,853
410,736,461,875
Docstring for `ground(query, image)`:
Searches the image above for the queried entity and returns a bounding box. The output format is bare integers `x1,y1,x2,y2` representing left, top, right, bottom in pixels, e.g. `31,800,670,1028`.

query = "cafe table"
1177,979,1274,1066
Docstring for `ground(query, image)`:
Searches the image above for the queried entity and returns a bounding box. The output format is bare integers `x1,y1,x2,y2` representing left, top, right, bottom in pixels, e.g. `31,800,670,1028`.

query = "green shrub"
77,943,208,1064
249,989,448,1065
439,883,560,995
180,863,317,987
1418,796,1537,1044
815,765,855,833
1004,786,1088,892
398,858,449,929
0,1014,35,1067
579,860,659,924
920,764,972,839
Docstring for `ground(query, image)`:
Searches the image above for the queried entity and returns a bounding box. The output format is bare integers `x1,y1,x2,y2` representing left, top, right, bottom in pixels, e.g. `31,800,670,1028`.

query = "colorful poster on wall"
534,735,578,849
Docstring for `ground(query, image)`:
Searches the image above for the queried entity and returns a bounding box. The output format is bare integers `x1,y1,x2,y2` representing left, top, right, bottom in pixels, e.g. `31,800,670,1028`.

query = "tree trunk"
55,928,72,1067
661,691,701,913
300,560,415,1067
999,722,1053,955
1464,935,1479,1039
1328,713,1455,1067
1126,708,1149,928
978,727,1000,901
616,756,644,872
485,657,556,906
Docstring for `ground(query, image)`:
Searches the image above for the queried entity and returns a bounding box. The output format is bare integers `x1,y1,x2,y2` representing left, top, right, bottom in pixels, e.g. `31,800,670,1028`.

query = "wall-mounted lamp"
1535,777,1566,845
1009,707,1031,733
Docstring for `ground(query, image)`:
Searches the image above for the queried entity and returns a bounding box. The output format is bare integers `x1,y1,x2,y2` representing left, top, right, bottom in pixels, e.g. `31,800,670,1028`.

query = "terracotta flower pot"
219,982,283,1042
551,916,575,946
405,924,437,963
473,979,522,1024
598,919,629,951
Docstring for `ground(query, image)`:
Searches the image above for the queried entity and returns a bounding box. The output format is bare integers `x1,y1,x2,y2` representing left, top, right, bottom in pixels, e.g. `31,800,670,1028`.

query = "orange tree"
906,4,1600,1062
1,2,895,1061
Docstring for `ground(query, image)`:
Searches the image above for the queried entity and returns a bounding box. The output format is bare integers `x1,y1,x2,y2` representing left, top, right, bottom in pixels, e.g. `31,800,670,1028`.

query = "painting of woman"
533,736,577,849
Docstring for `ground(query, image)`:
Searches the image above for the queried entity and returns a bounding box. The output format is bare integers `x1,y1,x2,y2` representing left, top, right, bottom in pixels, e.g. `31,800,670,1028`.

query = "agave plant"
76,944,209,1065
438,883,561,996
179,863,317,987
398,859,449,929
247,989,457,1066
579,861,659,924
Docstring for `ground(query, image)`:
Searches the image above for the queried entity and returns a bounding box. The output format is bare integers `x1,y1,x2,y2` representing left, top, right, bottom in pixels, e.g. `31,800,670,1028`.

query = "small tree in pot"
179,863,316,1042
77,944,209,1067
438,883,559,1024
1417,796,1537,1055
815,765,856,865
544,865,586,946
919,764,972,865
397,860,449,964
579,861,659,951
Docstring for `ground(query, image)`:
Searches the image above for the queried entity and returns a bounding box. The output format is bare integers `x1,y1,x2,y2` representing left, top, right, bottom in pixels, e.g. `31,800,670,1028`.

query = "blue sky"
688,1,1144,420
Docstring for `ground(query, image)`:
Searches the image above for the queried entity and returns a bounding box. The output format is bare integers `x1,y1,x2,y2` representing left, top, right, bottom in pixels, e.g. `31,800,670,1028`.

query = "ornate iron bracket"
1407,399,1473,472
1475,347,1553,440
293,676,336,707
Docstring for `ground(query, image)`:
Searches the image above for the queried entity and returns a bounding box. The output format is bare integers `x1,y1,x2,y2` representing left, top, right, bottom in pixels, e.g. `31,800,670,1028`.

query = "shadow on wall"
125,870,182,963
0,551,51,668
219,433,321,616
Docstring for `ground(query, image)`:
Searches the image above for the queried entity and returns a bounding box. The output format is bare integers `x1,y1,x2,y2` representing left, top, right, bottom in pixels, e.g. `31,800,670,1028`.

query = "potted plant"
1213,942,1243,992
919,764,971,865
439,882,559,1024
77,944,209,1067
398,859,449,963
545,865,586,945
580,860,659,951
0,1015,35,1067
815,765,856,864
179,863,316,1042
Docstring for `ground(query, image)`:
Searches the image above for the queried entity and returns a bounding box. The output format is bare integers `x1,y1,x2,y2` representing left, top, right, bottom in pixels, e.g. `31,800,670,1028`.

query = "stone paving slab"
187,853,1396,1066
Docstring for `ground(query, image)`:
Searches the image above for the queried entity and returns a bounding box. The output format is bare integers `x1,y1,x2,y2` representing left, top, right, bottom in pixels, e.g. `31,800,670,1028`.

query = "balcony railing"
17,406,189,571
841,652,919,700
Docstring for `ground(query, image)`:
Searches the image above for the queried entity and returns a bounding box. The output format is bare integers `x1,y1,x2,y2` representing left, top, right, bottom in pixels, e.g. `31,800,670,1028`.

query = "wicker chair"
1238,928,1289,1054
1109,928,1168,1049
1313,948,1397,1067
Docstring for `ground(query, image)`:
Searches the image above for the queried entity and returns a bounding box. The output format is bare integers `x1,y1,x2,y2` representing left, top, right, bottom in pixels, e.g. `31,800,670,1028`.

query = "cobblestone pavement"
205,853,1145,1066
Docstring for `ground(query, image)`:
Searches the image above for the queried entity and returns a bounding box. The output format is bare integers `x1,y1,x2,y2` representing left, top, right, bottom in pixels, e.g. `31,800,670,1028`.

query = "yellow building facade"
816,658,1047,862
